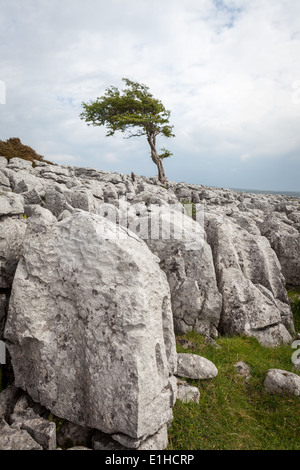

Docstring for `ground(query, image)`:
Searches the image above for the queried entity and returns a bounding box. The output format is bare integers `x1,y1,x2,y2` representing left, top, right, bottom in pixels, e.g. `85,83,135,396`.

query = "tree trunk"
147,133,166,185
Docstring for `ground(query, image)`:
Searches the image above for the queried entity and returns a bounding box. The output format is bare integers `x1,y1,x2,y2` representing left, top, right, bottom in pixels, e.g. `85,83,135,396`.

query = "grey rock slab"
113,424,169,450
137,425,168,450
19,417,57,450
7,157,33,170
133,206,222,337
0,217,27,288
5,211,177,440
24,204,57,224
264,369,300,396
112,432,142,449
0,192,24,216
22,188,44,205
2,168,44,194
0,418,43,450
167,375,178,407
0,385,22,421
176,353,218,380
43,185,70,217
65,187,97,213
260,213,300,287
81,179,104,199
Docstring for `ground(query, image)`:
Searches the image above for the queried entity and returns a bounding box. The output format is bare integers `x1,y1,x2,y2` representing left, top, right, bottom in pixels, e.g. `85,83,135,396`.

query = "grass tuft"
168,289,300,450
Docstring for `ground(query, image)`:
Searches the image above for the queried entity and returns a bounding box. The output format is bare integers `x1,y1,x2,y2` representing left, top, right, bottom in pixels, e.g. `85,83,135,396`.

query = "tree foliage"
80,78,174,184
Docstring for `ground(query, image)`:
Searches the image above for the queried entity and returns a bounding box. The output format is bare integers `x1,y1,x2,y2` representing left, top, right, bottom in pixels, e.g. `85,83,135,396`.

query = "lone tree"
80,78,174,184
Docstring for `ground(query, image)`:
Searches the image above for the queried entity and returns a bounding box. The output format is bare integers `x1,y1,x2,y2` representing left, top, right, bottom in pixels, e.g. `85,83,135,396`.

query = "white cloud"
0,0,300,190
47,154,83,165
0,80,6,104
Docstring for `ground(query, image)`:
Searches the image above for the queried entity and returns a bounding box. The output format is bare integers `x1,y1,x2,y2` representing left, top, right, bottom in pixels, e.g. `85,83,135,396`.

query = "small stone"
0,192,24,216
176,353,218,380
20,417,56,450
92,430,126,450
233,361,251,379
264,369,300,396
8,157,33,170
177,379,200,403
0,385,22,421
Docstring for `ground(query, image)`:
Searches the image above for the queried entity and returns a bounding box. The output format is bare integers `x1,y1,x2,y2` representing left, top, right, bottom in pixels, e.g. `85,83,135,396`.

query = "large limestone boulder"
117,204,222,338
260,212,300,287
205,213,294,346
4,211,177,443
0,419,43,450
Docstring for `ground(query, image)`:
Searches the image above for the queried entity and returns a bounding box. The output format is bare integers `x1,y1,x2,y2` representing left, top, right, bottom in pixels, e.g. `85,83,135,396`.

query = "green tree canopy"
80,78,174,184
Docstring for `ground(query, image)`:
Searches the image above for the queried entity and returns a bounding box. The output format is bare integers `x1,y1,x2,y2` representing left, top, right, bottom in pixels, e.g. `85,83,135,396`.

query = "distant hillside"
0,137,53,166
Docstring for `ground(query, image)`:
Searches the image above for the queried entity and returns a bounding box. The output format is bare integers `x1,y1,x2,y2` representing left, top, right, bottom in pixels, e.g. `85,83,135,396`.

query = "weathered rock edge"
4,210,177,442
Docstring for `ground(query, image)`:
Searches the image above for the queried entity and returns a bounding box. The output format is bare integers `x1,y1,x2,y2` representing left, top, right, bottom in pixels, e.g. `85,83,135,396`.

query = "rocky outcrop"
1,157,299,348
205,212,294,346
260,212,300,286
0,156,299,449
176,379,200,404
125,204,222,337
4,210,177,443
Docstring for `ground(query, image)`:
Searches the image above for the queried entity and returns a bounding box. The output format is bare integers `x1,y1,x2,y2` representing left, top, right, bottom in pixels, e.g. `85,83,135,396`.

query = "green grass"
168,287,300,450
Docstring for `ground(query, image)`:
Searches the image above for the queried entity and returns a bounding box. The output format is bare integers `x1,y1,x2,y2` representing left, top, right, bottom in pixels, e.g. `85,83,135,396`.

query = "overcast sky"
1,0,300,191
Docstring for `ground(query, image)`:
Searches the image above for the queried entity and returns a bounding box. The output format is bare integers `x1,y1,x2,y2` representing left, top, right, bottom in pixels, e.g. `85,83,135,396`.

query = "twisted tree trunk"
147,132,166,185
